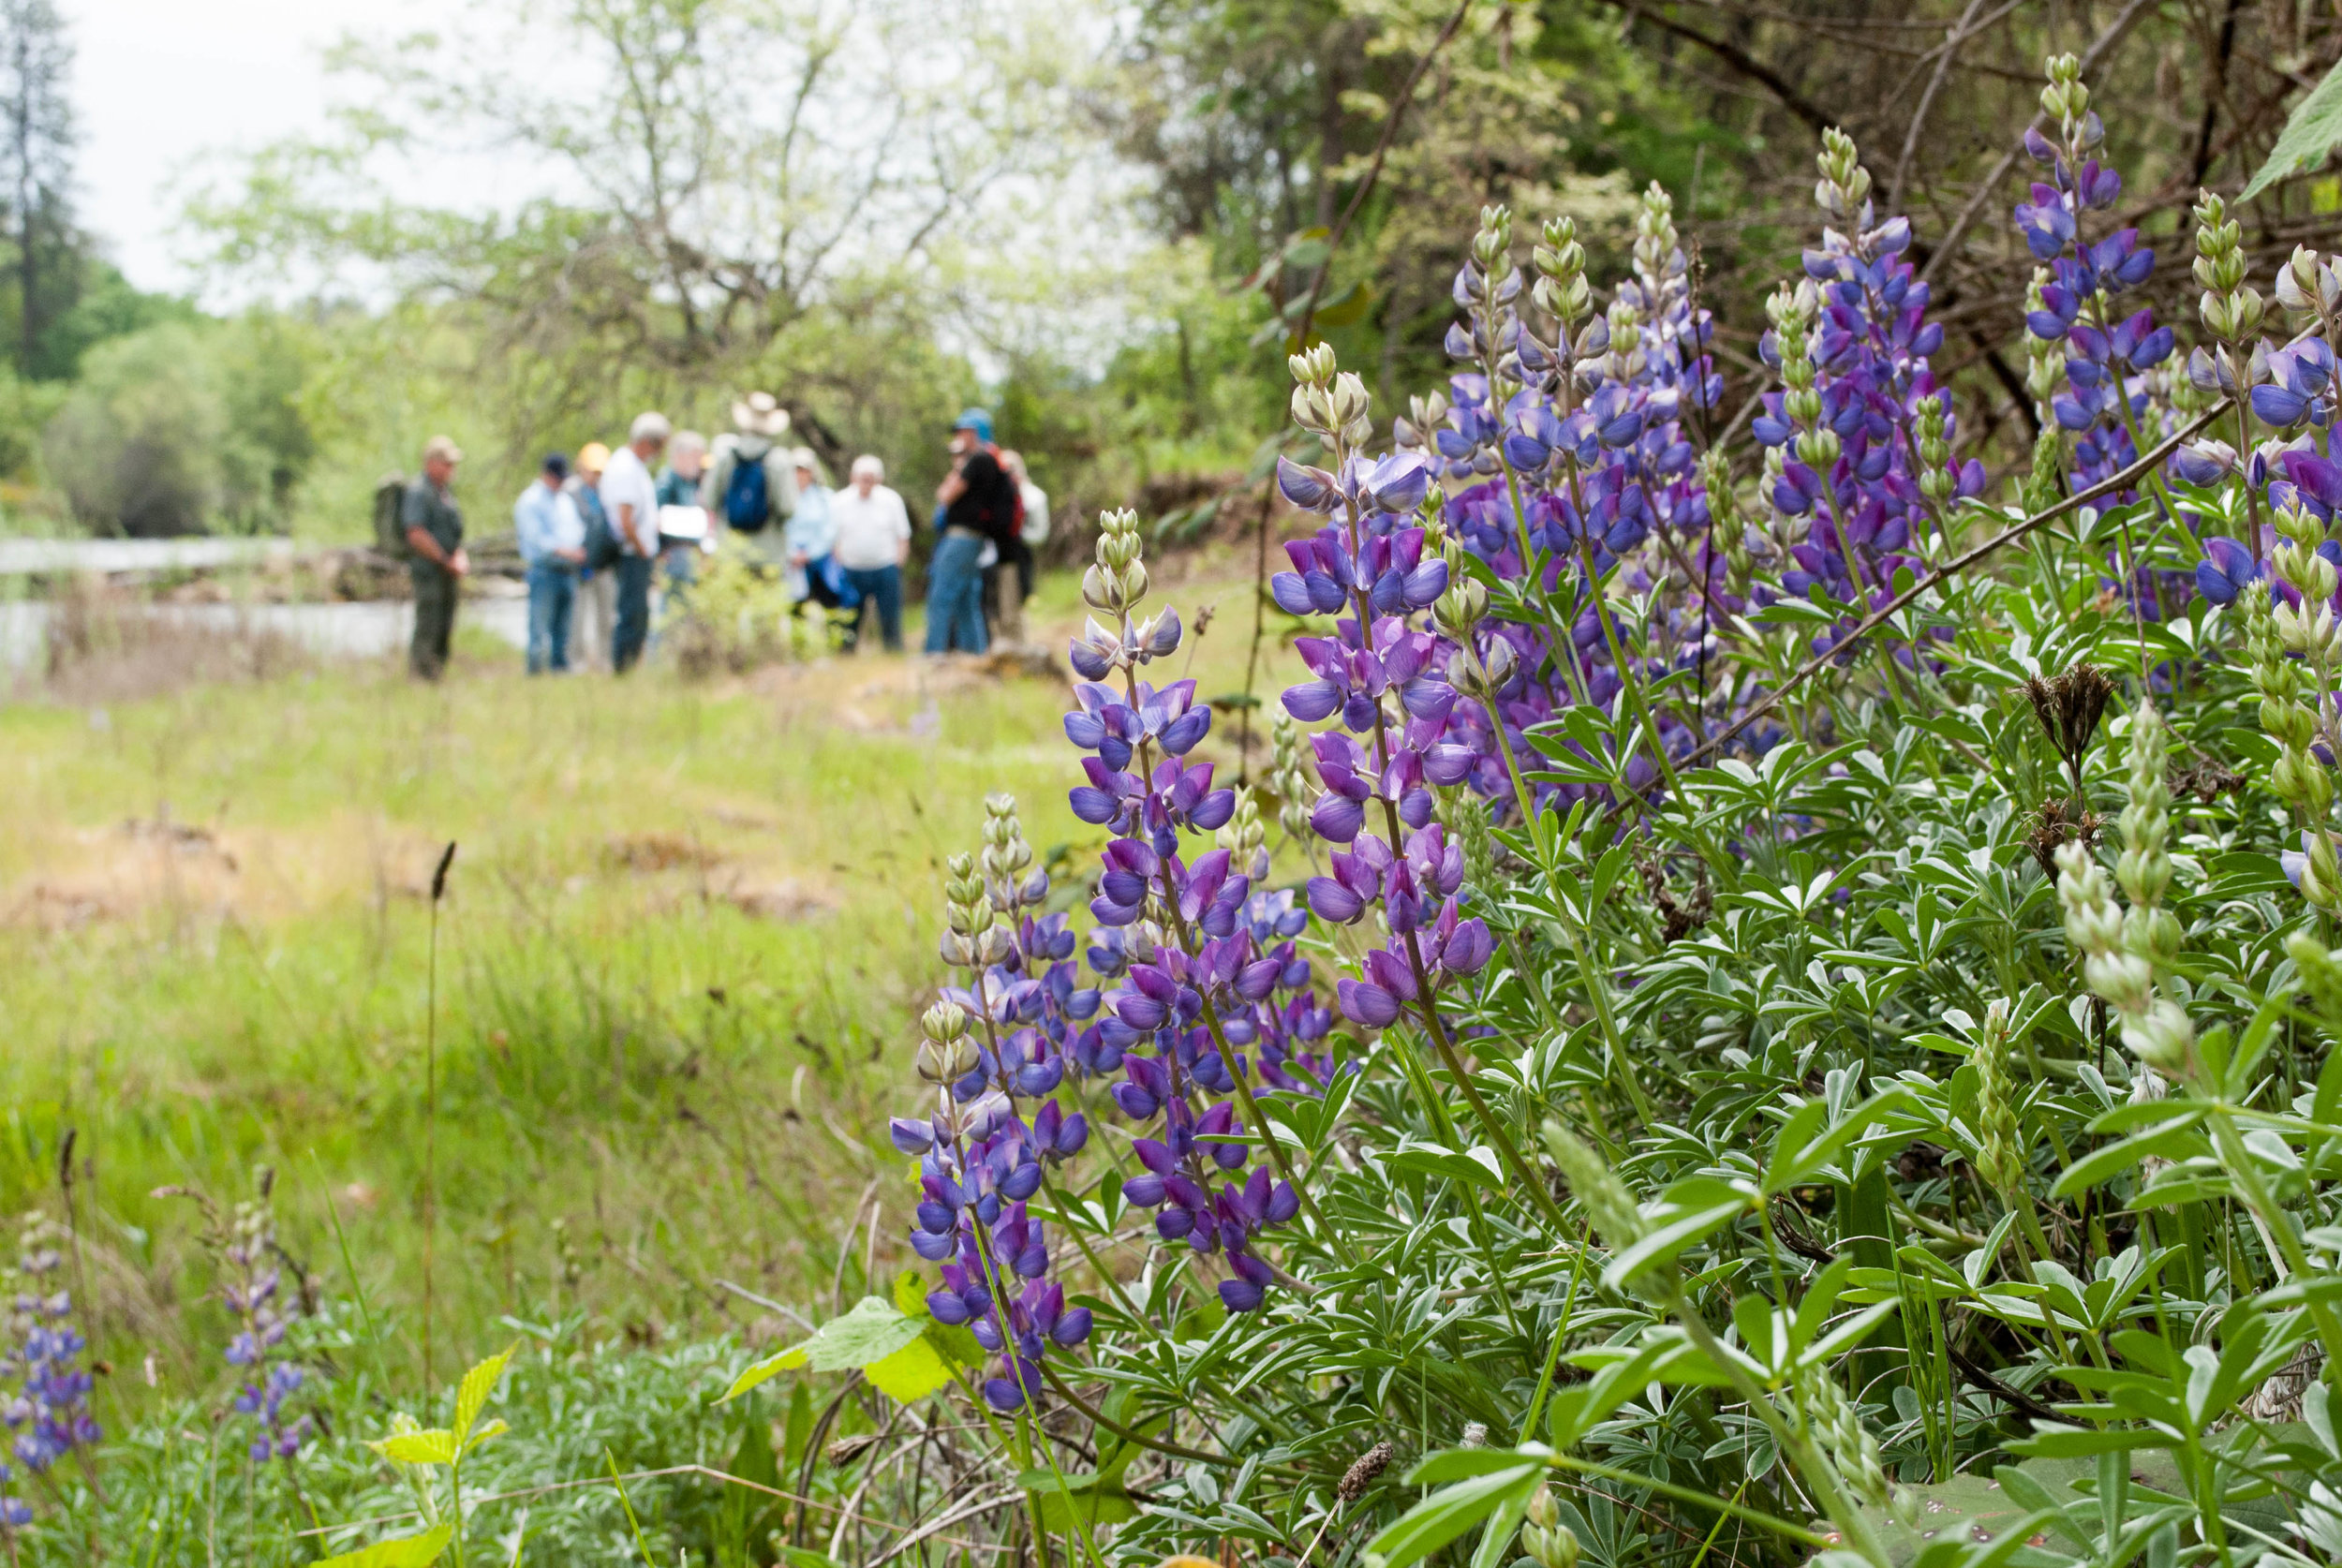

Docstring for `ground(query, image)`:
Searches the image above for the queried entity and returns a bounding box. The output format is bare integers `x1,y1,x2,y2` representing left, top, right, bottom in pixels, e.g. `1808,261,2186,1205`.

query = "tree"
187,0,1085,445
0,0,73,380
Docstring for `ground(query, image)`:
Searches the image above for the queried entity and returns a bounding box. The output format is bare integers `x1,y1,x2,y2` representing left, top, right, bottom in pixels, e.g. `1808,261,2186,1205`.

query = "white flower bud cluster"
915,998,980,1085
1447,632,1518,703
1432,540,1489,642
981,793,1046,914
1269,711,1315,842
1083,507,1150,621
2115,703,2182,967
2273,497,2342,655
2276,244,2342,334
1394,387,1451,451
2192,190,2265,343
2246,585,2333,824
1604,294,1646,385
2055,842,2195,1073
1974,999,2025,1199
1522,1487,1580,1568
1217,788,1270,880
2040,53,2098,148
1767,282,1837,473
1289,342,1372,447
1534,216,1592,330
1795,1364,1902,1522
940,851,1015,969
1914,394,1954,518
1814,127,1871,222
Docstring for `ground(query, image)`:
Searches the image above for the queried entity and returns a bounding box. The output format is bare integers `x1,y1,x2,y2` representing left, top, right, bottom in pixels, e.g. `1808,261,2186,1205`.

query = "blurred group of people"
398,395,1046,680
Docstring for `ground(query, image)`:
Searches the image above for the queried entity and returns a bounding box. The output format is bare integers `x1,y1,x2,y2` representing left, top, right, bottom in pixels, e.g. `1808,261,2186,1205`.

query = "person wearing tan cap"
402,435,468,679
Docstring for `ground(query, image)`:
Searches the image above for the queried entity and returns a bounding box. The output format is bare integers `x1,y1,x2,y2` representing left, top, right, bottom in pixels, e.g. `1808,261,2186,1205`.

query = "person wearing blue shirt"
513,452,586,673
780,449,841,607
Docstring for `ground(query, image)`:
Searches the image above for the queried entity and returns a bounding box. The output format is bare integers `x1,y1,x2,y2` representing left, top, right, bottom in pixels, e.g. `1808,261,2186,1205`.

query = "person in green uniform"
403,435,469,679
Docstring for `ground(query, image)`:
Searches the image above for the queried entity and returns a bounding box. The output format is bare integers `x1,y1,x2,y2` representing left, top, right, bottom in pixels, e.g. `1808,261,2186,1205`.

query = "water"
0,597,531,671
0,536,305,576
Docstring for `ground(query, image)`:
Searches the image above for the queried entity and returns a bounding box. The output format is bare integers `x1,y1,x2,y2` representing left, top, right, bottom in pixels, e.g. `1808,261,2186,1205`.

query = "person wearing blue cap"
926,407,1021,655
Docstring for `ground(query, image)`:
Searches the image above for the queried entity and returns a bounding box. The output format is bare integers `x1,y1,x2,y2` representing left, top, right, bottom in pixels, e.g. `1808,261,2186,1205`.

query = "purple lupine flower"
3,1215,100,1490
2195,538,2265,606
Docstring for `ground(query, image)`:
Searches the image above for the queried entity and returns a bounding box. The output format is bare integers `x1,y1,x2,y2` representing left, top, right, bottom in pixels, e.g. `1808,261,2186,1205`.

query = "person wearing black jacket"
925,408,1020,654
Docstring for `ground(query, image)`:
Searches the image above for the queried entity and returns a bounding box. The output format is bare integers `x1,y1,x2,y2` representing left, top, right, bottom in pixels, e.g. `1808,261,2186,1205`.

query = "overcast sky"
64,0,452,297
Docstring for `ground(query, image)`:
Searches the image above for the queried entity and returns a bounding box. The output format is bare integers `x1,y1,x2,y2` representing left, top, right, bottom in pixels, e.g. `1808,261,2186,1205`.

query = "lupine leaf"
1363,1461,1546,1568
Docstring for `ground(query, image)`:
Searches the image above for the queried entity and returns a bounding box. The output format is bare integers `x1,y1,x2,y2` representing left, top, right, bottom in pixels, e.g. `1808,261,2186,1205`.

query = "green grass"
0,555,1281,1414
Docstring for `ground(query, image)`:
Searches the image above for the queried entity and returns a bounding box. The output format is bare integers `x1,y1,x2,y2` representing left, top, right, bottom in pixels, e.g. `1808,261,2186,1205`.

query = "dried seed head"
2022,664,2114,774
1339,1440,1394,1502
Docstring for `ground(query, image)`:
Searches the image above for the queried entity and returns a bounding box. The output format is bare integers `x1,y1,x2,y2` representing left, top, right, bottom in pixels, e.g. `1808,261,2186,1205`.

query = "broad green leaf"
720,1346,811,1404
315,1525,455,1568
1362,1462,1544,1568
453,1342,516,1451
863,1334,955,1403
721,1295,930,1402
370,1429,458,1467
2246,57,2342,200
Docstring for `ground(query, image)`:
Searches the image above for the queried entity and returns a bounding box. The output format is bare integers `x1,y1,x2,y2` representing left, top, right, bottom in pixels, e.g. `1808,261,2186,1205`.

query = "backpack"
724,452,771,531
372,474,411,557
576,483,623,570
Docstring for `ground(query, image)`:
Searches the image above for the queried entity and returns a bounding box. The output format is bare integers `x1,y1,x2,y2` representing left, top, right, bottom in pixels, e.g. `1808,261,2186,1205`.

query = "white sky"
63,0,456,297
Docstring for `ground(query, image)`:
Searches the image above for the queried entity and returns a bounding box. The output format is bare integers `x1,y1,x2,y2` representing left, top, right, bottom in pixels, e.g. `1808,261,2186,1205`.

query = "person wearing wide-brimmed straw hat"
702,392,800,563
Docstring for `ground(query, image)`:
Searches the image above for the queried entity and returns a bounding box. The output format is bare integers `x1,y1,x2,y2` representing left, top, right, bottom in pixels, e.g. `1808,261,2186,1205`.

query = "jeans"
613,553,656,672
526,562,576,673
409,563,458,680
924,531,988,655
842,564,904,651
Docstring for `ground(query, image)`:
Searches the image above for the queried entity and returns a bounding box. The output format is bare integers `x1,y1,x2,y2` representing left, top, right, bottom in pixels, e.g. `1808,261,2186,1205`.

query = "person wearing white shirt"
598,411,669,673
998,450,1046,643
513,452,586,673
829,454,913,651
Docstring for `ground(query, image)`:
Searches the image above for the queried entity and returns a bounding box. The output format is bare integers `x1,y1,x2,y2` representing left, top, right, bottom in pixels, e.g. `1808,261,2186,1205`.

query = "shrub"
844,52,2342,1568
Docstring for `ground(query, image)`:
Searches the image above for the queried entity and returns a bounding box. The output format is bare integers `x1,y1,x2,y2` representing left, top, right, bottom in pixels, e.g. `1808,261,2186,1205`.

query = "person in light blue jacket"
780,449,842,607
512,452,585,673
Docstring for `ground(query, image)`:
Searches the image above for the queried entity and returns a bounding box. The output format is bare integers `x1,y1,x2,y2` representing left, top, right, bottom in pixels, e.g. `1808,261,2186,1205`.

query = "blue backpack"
724,453,771,531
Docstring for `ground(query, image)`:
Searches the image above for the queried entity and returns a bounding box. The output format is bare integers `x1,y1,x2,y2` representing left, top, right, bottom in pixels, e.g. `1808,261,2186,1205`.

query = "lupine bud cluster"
1540,1120,1647,1260
2115,703,2182,968
2055,842,2194,1073
2193,191,2265,345
1522,1486,1581,1568
1973,1000,2026,1200
1795,1363,1897,1519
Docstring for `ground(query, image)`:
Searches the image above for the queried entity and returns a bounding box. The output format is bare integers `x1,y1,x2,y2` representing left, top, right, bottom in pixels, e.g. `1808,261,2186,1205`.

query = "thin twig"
1681,399,2227,768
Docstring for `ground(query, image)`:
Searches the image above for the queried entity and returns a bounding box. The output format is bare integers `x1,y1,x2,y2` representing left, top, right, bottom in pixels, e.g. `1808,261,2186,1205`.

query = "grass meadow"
0,557,1276,1418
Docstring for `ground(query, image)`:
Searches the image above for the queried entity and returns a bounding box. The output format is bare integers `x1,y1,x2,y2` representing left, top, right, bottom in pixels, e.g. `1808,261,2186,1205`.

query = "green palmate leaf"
722,1294,938,1403
2245,56,2342,200
316,1524,455,1568
1363,1459,1547,1568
